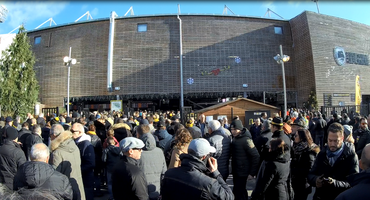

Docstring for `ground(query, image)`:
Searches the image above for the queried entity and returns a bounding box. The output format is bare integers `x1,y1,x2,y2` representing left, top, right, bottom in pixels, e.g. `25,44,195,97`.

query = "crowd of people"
0,108,369,200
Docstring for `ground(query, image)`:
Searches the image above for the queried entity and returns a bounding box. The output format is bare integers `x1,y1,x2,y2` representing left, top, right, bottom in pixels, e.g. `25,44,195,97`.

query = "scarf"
293,141,308,155
327,143,344,166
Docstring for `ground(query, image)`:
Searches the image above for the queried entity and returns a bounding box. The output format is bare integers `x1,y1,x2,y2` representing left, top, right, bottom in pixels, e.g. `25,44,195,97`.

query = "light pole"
63,47,77,115
274,45,290,119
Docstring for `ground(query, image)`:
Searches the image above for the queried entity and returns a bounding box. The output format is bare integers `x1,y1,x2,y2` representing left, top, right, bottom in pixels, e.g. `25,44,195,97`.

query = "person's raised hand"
208,157,218,173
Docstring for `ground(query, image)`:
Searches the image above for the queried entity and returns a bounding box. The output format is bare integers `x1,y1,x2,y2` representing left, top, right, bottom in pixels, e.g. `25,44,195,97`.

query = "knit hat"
291,118,305,128
5,116,13,122
119,137,145,153
140,119,149,125
157,120,166,128
188,138,216,157
343,125,353,137
230,119,244,131
5,127,18,140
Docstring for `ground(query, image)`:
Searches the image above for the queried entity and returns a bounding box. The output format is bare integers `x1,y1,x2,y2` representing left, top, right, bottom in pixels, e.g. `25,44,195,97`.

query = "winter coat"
37,117,46,128
272,129,291,160
18,128,32,141
251,152,290,200
94,120,107,143
161,154,234,200
23,133,43,160
112,155,149,200
335,168,370,200
0,140,26,190
13,161,73,200
153,129,172,151
102,145,121,172
250,124,262,141
353,128,370,158
290,143,320,198
168,144,189,169
86,131,103,175
255,129,273,164
307,142,359,200
314,117,327,136
75,134,95,200
231,128,260,177
50,131,86,200
41,127,51,146
205,129,231,180
111,123,132,142
187,126,202,139
138,133,167,200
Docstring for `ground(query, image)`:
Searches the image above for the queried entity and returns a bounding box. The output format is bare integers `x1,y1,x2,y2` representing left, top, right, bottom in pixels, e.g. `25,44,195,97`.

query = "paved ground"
94,175,314,200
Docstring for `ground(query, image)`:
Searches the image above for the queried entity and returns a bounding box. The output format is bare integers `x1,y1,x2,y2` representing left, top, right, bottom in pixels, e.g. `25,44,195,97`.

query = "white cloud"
90,8,98,16
262,1,276,12
2,1,68,30
288,1,301,8
81,4,88,11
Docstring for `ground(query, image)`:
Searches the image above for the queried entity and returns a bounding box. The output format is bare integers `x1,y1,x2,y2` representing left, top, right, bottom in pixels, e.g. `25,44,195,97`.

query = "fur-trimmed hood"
50,131,73,151
111,123,131,131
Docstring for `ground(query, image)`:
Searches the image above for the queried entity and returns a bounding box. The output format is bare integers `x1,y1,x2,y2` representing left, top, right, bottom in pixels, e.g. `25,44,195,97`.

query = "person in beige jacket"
168,129,193,169
50,124,86,200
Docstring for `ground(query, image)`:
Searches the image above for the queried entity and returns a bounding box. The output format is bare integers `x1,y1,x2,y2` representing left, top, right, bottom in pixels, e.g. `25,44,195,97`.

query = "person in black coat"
86,124,103,197
271,117,291,160
254,119,273,167
308,123,359,200
353,117,370,158
13,143,73,200
102,137,121,200
291,129,320,200
72,123,96,200
251,138,290,200
249,118,262,142
336,143,370,200
0,127,26,190
23,124,43,161
230,119,260,200
112,137,148,200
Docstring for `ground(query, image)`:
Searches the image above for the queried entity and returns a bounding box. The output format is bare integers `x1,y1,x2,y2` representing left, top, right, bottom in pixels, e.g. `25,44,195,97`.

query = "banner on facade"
355,75,361,113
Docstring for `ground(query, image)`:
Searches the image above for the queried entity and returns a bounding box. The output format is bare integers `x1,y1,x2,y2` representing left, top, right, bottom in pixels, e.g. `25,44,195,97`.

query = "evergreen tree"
307,89,318,111
0,26,39,117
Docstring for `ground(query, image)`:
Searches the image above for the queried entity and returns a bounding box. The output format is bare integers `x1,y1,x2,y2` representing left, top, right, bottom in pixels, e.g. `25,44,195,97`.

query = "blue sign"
235,57,241,64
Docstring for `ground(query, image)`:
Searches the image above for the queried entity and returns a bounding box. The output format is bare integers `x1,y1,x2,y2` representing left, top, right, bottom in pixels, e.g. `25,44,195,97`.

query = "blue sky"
0,1,370,34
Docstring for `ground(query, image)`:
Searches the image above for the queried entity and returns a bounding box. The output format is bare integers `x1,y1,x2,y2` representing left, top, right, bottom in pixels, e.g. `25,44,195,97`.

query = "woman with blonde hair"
168,129,193,169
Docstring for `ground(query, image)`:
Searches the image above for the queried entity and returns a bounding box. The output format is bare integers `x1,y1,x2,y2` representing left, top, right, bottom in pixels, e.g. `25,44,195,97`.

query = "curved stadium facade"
26,11,370,113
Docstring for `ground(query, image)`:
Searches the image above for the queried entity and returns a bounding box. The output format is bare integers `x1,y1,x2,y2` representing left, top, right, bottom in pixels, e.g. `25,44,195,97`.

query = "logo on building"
333,47,346,66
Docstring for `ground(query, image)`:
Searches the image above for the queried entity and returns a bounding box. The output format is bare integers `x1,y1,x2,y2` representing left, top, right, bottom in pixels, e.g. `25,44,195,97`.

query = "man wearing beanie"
230,119,260,200
161,138,234,200
0,127,26,190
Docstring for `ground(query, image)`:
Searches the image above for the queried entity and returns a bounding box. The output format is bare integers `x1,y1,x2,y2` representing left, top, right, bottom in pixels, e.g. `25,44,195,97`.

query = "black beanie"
230,120,244,131
5,127,18,140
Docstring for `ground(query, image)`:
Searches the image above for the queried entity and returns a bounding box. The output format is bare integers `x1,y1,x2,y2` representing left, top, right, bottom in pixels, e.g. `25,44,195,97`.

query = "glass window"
34,36,41,44
274,26,283,35
138,24,147,32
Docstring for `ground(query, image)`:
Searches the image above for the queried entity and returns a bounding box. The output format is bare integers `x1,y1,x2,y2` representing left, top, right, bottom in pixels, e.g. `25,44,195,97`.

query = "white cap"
188,138,216,157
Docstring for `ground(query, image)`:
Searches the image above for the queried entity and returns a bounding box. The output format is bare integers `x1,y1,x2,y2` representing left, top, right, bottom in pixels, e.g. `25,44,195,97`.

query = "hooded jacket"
335,168,370,200
110,123,132,142
251,151,290,200
205,129,231,180
50,131,85,200
254,129,273,164
102,145,121,172
161,154,234,200
13,161,73,200
138,133,167,200
0,139,26,190
231,128,260,177
308,142,359,200
153,129,172,150
353,128,370,158
112,155,149,200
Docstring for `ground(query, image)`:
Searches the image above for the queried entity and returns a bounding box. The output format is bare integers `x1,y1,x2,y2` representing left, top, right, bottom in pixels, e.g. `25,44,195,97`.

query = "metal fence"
42,107,59,117
320,105,369,118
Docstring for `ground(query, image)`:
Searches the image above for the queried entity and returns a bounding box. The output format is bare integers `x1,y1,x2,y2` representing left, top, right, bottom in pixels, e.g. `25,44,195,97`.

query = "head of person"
174,129,193,149
254,118,261,126
31,118,37,125
185,118,194,128
5,127,18,142
360,143,370,170
136,124,150,138
291,118,305,134
22,122,30,130
173,123,185,136
360,117,368,130
71,123,85,139
187,138,216,161
261,112,267,119
32,124,42,136
269,138,287,155
107,136,116,146
50,124,65,141
30,143,50,163
88,124,96,132
230,119,244,137
5,116,13,126
343,125,355,144
294,128,314,145
270,117,284,133
262,119,271,131
119,137,145,160
208,120,221,134
157,120,166,130
327,122,344,152
171,115,180,123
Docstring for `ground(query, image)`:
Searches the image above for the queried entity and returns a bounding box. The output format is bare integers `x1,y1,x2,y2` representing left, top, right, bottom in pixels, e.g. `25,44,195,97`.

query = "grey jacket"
138,132,167,200
205,129,231,180
50,131,86,200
